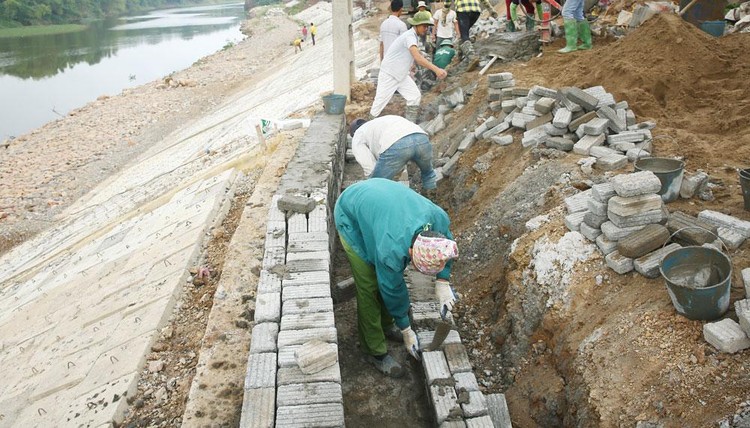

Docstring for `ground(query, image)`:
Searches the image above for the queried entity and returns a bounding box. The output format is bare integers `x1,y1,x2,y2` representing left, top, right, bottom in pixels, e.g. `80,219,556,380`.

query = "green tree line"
0,0,226,27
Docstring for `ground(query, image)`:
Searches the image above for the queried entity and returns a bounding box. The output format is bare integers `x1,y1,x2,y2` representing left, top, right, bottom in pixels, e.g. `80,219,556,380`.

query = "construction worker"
292,37,303,53
348,116,438,190
334,178,459,377
310,22,317,45
380,0,407,60
506,0,543,31
370,11,447,122
558,0,592,53
432,39,456,69
454,0,496,70
432,1,459,49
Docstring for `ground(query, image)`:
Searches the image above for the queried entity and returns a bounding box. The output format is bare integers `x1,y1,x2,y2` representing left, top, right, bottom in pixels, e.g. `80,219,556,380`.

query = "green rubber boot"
506,20,516,32
509,3,519,30
577,20,592,50
558,19,578,53
525,16,535,31
536,5,544,21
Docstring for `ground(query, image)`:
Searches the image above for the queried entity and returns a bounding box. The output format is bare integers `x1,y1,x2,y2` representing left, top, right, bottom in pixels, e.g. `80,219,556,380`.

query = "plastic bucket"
740,168,750,211
322,94,346,115
634,157,685,203
700,20,726,37
660,246,732,321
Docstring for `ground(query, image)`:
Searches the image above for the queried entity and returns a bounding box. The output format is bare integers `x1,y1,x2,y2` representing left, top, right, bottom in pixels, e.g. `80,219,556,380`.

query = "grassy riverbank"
0,24,87,39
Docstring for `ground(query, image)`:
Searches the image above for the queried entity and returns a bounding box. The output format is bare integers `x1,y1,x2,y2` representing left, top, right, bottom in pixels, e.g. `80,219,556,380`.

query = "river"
0,2,247,142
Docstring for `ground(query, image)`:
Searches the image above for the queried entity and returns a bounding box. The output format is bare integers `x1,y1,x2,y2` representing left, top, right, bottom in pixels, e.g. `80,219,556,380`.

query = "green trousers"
340,237,395,356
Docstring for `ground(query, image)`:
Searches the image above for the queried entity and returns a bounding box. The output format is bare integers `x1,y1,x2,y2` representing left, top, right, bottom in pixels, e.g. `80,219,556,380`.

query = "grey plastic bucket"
322,94,346,115
634,157,685,203
659,246,732,321
740,168,750,211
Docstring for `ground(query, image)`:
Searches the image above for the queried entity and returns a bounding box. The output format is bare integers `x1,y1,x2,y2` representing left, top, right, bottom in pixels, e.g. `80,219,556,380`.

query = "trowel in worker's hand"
426,307,453,351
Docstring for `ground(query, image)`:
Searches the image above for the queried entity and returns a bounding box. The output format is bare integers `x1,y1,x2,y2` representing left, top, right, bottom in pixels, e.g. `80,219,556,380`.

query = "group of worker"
292,22,317,53
337,0,594,379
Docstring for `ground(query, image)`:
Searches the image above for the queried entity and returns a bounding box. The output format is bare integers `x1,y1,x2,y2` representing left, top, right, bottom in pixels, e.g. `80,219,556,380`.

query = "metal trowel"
426,319,452,351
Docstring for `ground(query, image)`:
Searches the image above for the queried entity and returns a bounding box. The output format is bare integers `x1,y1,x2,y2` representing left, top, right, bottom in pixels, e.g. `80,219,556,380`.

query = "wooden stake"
479,55,500,76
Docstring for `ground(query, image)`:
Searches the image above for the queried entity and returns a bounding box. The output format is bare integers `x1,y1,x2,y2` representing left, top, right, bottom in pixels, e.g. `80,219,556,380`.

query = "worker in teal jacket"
334,178,459,377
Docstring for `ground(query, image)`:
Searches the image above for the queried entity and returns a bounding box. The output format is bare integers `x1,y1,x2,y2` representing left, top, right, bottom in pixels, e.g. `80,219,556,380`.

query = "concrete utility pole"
332,0,355,100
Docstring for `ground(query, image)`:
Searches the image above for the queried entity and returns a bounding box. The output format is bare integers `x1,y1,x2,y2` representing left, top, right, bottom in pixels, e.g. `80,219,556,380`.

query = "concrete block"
608,194,663,217
486,393,512,428
589,146,621,159
703,318,750,353
583,118,609,135
465,415,495,427
277,382,343,407
277,364,341,385
584,212,608,229
418,330,461,350
545,123,568,136
568,111,598,132
461,390,489,418
735,299,750,337
286,250,331,263
552,108,572,128
250,323,279,354
718,227,746,250
444,343,473,374
587,198,608,217
633,243,681,278
601,221,647,241
698,210,750,239
454,371,480,392
263,245,286,270
489,79,516,89
521,126,547,148
576,124,586,140
489,101,504,112
491,135,514,146
501,100,516,113
626,109,637,126
442,153,461,177
458,134,477,152
579,222,602,241
294,342,338,374
277,327,337,347
430,384,461,425
512,113,536,129
487,72,513,82
667,211,718,245
521,106,541,117
607,131,646,144
244,352,277,389
680,172,709,199
564,211,587,232
561,87,599,111
535,97,556,114
596,234,618,255
531,85,558,98
255,292,281,323
285,258,329,273
545,137,574,152
591,182,615,202
281,311,335,331
617,224,670,258
564,189,592,214
609,208,666,228
240,387,275,428
612,171,662,198
605,251,634,274
278,195,316,214
512,87,530,97
333,277,355,303
573,134,605,156
275,403,344,427
441,421,467,428
282,283,331,301
597,106,626,133
482,122,511,140
526,112,553,130
626,148,650,162
595,154,629,171
282,297,333,315
743,268,750,299
423,351,452,385
612,141,636,152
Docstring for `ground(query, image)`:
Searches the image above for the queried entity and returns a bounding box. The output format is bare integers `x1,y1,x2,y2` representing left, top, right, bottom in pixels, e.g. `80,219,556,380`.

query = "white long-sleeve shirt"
351,115,427,176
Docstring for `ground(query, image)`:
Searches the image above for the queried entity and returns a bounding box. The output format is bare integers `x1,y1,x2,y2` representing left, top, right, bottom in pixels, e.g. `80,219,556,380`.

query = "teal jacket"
334,178,454,329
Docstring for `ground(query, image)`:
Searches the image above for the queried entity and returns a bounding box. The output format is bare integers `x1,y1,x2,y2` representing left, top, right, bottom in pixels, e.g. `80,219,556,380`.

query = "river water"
0,2,246,141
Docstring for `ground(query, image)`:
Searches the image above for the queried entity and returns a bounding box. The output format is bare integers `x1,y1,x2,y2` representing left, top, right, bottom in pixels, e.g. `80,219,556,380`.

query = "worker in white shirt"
349,115,438,191
379,0,408,60
370,11,447,122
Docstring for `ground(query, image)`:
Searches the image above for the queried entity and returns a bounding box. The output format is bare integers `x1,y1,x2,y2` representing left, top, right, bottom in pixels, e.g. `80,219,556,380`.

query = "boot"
509,3,519,28
506,20,516,32
557,19,578,53
577,20,592,50
460,40,480,72
525,17,535,31
405,105,420,123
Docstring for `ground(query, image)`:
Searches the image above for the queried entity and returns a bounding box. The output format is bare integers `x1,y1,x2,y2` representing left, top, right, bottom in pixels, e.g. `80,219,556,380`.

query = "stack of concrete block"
697,210,750,250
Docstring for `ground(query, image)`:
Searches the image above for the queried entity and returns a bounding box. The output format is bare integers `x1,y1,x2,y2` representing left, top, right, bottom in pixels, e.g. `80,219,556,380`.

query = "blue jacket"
334,178,454,329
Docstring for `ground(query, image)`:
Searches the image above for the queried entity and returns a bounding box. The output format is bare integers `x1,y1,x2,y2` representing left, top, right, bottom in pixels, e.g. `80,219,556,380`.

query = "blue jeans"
562,0,584,20
370,133,437,190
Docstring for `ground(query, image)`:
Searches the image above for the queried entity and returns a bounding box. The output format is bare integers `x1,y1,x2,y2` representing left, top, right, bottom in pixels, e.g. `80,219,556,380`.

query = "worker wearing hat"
432,1,458,49
432,39,456,69
335,178,459,377
370,10,447,122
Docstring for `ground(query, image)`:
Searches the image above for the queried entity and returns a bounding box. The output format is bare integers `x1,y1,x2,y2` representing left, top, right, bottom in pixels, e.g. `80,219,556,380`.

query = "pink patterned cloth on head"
412,234,458,275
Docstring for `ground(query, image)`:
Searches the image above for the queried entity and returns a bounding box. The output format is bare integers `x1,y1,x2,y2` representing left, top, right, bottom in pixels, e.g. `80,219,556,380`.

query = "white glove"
435,280,457,320
402,326,421,361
